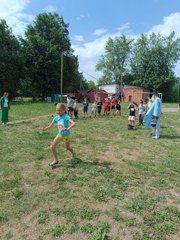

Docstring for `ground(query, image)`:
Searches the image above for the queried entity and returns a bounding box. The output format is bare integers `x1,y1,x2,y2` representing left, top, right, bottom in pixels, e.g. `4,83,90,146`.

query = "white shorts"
91,109,97,113
128,116,135,121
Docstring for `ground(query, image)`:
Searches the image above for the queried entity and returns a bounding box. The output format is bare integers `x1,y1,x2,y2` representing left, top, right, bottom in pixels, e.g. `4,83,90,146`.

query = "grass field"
0,102,180,240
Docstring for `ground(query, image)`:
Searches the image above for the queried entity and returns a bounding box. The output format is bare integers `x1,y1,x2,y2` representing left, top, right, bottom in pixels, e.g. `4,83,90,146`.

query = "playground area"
0,102,179,240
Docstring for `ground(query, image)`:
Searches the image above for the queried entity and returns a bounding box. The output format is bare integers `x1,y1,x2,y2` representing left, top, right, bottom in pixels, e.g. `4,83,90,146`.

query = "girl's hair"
56,103,66,111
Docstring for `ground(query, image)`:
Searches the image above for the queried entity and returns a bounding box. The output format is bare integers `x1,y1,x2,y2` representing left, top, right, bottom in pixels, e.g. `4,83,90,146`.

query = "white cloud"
148,12,180,37
93,28,108,36
0,0,34,36
73,35,84,42
1,1,180,81
73,13,180,82
147,12,180,77
76,13,90,21
42,5,57,13
76,14,85,21
73,34,113,82
72,23,136,82
116,23,131,34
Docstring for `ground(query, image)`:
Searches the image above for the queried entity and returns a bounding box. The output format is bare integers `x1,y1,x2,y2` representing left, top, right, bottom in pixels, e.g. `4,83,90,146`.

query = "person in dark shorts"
115,99,121,115
73,99,78,119
83,97,89,118
97,97,103,116
67,95,74,118
138,100,146,125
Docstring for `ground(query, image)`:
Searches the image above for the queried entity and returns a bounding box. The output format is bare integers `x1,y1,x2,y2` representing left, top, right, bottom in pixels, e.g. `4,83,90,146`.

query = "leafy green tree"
96,35,133,85
85,80,97,90
62,54,85,92
0,19,23,97
130,32,180,98
97,76,108,86
168,77,180,102
21,12,82,99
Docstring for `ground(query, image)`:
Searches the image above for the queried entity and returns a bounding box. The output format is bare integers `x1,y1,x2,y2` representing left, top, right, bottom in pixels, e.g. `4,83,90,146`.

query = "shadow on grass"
160,125,177,129
50,157,111,170
160,134,180,139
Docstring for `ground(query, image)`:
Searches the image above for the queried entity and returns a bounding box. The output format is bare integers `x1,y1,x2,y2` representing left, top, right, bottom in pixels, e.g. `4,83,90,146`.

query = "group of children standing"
66,96,122,119
66,96,150,130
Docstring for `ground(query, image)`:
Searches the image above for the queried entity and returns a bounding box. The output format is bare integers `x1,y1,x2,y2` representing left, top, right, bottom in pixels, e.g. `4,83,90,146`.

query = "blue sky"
1,0,180,82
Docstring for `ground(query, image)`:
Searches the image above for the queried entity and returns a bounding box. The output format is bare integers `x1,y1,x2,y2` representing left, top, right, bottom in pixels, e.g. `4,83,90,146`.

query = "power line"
79,69,99,81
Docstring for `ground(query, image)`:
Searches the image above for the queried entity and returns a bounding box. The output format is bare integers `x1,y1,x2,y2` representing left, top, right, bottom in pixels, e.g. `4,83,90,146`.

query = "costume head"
153,91,159,98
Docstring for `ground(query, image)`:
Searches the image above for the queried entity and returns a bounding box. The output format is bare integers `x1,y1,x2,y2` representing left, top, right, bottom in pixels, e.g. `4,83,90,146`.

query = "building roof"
87,89,108,94
72,89,88,95
123,85,149,89
124,85,144,88
95,89,108,94
99,82,119,87
99,83,149,89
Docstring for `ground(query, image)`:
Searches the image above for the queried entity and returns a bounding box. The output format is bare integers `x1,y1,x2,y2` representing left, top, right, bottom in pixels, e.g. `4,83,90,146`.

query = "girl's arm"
42,122,55,131
62,119,76,132
134,104,138,110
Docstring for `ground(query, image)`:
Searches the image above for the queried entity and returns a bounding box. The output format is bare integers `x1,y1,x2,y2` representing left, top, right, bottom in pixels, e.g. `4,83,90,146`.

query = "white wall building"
99,84,120,95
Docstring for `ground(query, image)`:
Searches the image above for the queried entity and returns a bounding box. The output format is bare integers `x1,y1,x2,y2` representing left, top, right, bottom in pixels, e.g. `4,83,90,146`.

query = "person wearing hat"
144,91,162,139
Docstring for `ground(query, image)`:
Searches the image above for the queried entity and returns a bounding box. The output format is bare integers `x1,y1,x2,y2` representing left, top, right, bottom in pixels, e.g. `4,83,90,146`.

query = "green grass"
0,102,180,240
162,102,179,108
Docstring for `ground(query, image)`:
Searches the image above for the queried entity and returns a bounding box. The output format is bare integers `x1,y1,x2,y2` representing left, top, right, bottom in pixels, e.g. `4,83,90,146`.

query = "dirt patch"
169,232,180,240
98,148,147,164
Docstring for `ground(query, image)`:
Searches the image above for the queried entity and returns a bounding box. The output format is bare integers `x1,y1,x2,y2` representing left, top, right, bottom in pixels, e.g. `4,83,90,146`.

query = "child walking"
42,103,76,166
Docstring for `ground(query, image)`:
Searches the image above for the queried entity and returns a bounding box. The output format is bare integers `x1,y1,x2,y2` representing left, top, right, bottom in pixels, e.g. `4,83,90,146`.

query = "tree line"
0,13,90,100
96,34,180,102
0,12,180,102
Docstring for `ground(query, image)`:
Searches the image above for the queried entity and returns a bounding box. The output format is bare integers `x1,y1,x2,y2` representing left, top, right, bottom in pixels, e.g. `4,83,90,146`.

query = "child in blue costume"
144,91,162,139
42,103,76,166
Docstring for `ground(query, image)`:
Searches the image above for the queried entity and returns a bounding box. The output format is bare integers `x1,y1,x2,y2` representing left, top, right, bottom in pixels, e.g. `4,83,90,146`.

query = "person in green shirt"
0,91,10,124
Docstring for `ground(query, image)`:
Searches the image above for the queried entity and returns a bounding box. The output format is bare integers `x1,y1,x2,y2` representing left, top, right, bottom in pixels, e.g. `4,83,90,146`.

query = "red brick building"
87,89,108,103
99,83,151,102
67,90,88,101
67,89,108,102
123,85,150,102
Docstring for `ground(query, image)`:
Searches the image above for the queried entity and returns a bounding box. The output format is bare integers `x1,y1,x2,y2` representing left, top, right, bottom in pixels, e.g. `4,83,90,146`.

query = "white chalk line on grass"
6,115,51,125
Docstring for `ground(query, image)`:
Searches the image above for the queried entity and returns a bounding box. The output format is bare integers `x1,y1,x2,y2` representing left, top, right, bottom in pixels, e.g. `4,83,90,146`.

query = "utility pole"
120,73,122,101
120,72,124,101
60,53,63,102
